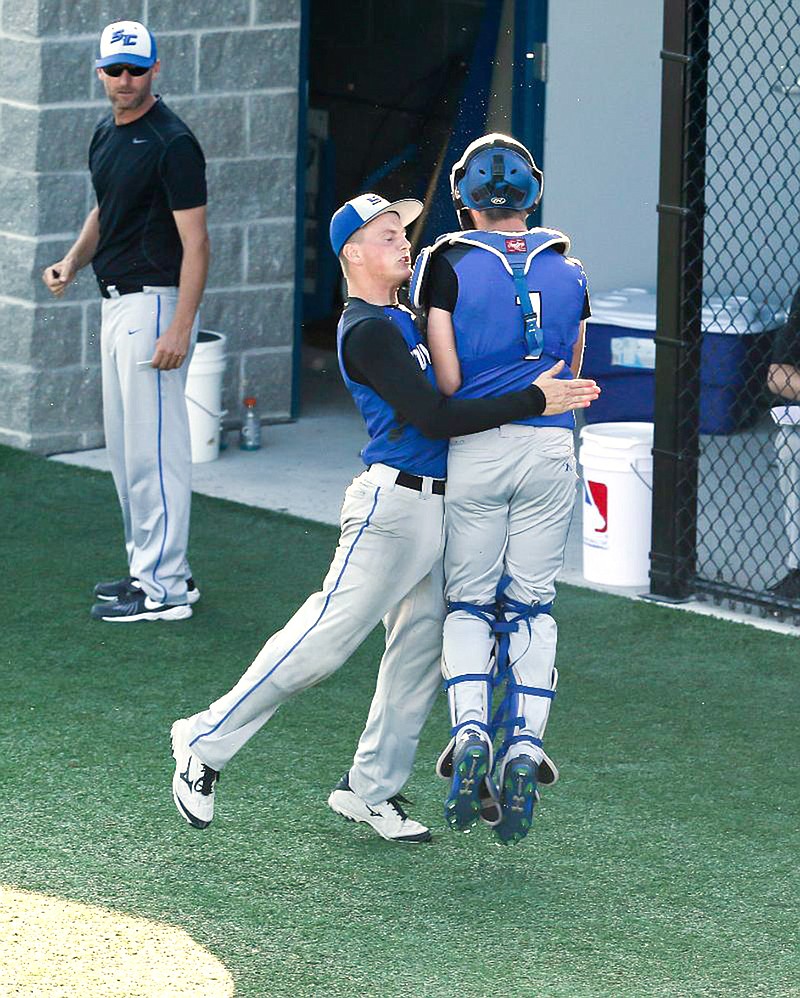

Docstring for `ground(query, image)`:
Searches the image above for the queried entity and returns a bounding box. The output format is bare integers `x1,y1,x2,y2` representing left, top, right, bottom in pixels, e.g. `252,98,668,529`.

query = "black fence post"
650,0,710,601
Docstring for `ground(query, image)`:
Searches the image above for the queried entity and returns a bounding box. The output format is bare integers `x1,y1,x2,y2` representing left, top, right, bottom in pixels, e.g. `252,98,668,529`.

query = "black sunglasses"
102,64,150,77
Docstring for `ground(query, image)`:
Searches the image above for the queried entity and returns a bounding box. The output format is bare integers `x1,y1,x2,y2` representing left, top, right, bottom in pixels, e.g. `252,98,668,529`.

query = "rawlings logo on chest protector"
505,238,527,253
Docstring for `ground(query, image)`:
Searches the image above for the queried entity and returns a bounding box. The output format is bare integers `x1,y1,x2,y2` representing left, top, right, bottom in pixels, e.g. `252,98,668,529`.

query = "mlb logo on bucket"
583,480,608,549
505,238,526,253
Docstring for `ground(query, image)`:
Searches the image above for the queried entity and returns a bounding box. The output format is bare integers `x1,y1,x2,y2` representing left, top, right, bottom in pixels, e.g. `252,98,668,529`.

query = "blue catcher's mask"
462,148,539,211
450,133,544,230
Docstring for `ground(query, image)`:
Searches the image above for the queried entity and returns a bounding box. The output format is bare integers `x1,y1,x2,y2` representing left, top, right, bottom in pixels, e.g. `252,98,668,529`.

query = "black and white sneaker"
171,719,219,829
327,774,431,843
90,590,192,622
94,575,201,604
94,575,139,601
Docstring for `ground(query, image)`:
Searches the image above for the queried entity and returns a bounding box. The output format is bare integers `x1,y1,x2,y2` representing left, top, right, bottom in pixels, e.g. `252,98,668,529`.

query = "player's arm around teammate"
427,305,598,412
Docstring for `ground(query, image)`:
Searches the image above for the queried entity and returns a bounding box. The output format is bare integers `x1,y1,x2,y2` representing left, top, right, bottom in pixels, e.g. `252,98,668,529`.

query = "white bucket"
185,330,227,464
578,422,653,587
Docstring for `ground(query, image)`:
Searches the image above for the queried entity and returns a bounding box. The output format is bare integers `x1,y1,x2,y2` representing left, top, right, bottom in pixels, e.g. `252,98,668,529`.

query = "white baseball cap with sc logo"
95,20,158,69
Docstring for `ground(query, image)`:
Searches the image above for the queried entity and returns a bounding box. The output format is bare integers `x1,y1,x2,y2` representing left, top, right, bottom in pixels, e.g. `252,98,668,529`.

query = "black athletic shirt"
341,310,546,439
425,249,592,318
772,287,800,368
89,97,207,286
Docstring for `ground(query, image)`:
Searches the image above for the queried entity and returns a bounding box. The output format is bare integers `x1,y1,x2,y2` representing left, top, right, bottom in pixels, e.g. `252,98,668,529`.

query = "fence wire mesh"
655,0,800,621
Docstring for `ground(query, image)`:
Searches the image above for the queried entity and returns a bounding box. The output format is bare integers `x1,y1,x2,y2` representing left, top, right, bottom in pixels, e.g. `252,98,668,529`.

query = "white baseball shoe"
327,774,431,843
171,719,219,829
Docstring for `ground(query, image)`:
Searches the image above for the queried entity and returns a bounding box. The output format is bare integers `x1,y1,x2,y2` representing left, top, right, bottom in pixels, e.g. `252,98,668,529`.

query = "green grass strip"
1,445,798,997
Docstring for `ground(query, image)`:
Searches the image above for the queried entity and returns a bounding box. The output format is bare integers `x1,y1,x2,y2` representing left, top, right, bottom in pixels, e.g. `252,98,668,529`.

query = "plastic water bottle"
240,396,261,451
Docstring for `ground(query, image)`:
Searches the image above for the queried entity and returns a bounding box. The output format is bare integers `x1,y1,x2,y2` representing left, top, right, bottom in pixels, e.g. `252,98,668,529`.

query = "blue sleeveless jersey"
440,229,587,429
336,298,448,478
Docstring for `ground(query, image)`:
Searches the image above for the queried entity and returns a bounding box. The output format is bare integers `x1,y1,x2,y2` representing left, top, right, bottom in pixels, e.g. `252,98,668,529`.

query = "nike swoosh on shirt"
127,329,141,335
132,138,148,144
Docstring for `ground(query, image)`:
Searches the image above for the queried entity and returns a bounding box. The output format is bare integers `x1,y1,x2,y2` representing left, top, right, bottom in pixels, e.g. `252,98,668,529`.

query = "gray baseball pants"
185,464,447,806
775,425,800,571
442,425,578,769
101,286,198,605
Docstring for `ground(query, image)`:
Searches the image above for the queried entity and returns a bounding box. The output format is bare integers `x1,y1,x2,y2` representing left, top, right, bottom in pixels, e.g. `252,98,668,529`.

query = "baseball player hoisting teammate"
170,192,599,843
42,20,209,623
412,133,595,843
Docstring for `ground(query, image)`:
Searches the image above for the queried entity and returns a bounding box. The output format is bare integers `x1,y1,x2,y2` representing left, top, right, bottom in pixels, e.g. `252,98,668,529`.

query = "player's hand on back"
534,360,601,415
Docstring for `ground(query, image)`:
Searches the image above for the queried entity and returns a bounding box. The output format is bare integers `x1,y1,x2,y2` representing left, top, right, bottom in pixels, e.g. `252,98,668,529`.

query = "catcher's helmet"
450,133,543,230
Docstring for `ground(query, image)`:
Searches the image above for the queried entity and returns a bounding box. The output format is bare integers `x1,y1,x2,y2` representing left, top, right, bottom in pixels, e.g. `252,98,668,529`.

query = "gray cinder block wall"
0,0,300,454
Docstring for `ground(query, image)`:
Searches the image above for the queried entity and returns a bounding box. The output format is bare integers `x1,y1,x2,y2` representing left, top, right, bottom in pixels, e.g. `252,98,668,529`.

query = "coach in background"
42,20,209,622
170,193,599,844
766,286,800,601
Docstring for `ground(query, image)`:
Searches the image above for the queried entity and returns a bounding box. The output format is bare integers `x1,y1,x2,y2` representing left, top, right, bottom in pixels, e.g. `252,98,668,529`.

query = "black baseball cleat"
327,774,432,842
94,575,201,604
445,734,490,832
90,590,192,622
494,755,538,845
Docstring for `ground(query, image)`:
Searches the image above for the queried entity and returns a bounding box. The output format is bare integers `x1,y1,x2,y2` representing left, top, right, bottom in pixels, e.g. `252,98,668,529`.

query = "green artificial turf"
1,444,798,997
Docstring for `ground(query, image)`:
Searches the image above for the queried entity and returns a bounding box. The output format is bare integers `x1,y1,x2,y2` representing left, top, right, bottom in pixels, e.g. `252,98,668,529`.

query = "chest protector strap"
508,259,543,359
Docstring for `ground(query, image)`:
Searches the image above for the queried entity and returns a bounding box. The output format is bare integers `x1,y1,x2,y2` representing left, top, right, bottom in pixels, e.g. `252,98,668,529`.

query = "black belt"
98,281,146,299
394,470,446,495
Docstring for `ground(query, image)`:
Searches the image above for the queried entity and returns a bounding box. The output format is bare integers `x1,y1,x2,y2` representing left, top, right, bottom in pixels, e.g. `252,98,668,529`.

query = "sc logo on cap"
111,29,138,46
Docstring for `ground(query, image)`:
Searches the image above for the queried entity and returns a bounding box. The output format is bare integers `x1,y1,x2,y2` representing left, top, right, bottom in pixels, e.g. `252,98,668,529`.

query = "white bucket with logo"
185,330,227,464
578,422,653,587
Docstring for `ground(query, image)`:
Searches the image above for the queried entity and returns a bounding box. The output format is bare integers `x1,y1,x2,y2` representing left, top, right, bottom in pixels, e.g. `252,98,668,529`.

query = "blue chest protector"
336,298,448,478
411,228,588,429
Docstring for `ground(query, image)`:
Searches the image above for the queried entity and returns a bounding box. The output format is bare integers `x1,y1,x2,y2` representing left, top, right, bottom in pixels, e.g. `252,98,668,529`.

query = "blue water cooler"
582,288,782,433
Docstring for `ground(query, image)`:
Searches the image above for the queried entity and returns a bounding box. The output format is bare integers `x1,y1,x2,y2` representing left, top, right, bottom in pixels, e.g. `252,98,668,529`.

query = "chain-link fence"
651,0,800,622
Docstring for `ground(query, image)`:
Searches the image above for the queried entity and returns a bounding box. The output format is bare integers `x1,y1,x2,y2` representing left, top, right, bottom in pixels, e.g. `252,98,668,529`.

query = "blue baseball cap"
96,20,158,69
329,193,423,257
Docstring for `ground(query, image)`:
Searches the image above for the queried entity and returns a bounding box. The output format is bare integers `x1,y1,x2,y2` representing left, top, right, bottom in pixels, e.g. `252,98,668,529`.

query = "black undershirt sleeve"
343,317,546,439
426,254,458,312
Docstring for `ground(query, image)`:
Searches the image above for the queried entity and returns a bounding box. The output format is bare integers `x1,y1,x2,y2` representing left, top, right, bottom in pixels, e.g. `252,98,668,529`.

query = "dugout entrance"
297,0,546,409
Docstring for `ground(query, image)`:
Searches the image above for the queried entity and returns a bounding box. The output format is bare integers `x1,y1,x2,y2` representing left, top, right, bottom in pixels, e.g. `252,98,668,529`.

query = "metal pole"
649,0,710,600
291,0,311,419
512,0,548,227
